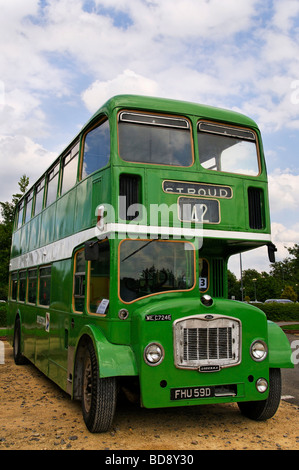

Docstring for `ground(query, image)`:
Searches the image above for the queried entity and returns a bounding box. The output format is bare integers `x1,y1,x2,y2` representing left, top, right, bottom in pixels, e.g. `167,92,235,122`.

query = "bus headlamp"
256,378,268,393
250,340,268,362
201,295,213,307
144,343,164,366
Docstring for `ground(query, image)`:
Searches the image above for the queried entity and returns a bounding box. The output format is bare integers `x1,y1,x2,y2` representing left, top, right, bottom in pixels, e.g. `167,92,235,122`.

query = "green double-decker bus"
7,95,293,432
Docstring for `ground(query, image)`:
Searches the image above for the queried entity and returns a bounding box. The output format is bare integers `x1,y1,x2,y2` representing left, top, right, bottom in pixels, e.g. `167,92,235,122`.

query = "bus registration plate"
170,386,215,401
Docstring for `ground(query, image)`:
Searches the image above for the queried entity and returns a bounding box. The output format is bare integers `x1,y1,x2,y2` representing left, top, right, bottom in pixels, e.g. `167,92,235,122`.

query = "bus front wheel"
81,340,117,433
238,368,281,421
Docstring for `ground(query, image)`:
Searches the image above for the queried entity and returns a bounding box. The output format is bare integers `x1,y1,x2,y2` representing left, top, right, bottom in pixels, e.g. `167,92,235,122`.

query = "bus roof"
87,94,259,131
18,95,260,204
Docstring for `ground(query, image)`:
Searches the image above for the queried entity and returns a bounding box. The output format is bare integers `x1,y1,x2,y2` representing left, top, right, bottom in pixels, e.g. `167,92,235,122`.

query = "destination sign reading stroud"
163,180,233,199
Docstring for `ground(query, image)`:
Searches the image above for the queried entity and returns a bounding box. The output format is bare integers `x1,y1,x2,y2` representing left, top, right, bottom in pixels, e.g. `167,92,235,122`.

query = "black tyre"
82,340,117,433
13,318,28,365
238,368,281,421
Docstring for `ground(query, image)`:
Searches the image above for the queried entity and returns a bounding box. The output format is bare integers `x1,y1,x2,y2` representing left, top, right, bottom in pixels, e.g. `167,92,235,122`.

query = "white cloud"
0,0,39,26
268,169,299,213
0,135,55,202
0,0,298,248
0,89,48,138
94,0,260,38
272,0,299,32
82,70,159,113
228,246,270,278
228,219,299,278
271,221,299,265
1,0,298,135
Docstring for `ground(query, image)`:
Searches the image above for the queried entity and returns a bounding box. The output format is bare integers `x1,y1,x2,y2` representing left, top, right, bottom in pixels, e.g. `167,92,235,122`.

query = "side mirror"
267,243,277,263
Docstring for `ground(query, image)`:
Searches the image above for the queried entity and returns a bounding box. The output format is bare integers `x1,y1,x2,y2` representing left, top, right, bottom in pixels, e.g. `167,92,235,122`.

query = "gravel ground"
0,340,299,451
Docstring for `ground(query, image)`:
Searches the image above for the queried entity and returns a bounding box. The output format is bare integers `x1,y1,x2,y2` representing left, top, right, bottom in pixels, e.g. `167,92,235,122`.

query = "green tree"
281,285,297,302
227,270,241,300
242,269,260,301
0,175,29,299
240,269,281,302
287,244,299,284
270,244,299,296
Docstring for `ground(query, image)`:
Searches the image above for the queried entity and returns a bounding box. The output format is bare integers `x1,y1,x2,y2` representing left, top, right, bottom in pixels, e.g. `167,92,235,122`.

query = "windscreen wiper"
121,239,156,263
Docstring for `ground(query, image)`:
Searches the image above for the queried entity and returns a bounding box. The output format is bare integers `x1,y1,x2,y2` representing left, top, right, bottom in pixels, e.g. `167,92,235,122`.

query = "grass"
280,324,299,332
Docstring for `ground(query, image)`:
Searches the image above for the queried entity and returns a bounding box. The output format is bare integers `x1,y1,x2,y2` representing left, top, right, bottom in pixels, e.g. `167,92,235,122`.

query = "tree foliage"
228,245,299,302
0,175,29,299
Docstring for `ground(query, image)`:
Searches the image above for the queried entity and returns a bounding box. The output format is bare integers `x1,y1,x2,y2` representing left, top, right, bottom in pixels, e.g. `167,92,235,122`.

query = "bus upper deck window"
17,200,24,229
46,162,60,207
34,178,45,215
118,112,193,167
82,119,110,179
24,190,34,224
197,122,260,176
61,141,79,196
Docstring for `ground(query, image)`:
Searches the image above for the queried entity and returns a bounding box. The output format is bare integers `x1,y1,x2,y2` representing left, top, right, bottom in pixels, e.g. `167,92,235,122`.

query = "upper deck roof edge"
87,94,258,130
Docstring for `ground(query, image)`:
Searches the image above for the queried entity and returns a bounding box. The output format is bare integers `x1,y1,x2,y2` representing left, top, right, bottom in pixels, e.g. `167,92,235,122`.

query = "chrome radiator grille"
173,315,241,370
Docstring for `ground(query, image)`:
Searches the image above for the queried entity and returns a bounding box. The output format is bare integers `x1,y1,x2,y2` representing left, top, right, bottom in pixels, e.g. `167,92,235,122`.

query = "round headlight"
256,377,268,393
250,340,268,362
144,343,164,366
201,295,213,307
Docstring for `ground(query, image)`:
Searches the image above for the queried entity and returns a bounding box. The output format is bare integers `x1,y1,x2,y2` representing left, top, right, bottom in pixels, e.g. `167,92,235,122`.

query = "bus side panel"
28,215,41,252
39,204,56,247
267,321,294,368
55,190,76,240
11,229,21,259
23,304,37,362
48,260,73,392
74,179,92,233
35,307,50,375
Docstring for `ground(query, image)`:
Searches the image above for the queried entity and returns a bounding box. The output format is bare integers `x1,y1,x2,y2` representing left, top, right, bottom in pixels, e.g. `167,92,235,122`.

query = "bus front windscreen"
119,240,195,302
197,122,260,176
118,112,193,166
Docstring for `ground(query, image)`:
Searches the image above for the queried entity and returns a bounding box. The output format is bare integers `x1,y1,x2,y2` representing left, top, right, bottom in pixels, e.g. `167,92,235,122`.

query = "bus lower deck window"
18,271,27,302
73,250,86,313
28,269,37,304
39,266,52,306
11,273,18,300
88,241,110,314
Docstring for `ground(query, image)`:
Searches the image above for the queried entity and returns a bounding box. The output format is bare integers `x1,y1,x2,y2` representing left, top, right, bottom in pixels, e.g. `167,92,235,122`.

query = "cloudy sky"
0,0,298,277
